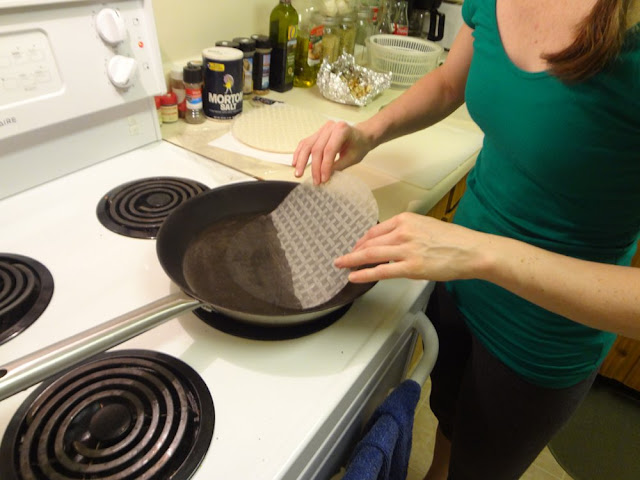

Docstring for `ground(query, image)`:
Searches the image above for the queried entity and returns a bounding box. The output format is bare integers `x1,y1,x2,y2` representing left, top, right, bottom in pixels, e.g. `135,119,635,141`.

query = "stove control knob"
96,8,127,46
107,55,138,89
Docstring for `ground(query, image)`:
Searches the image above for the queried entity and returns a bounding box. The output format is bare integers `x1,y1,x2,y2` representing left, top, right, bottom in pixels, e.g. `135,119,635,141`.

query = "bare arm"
335,213,640,339
293,25,476,184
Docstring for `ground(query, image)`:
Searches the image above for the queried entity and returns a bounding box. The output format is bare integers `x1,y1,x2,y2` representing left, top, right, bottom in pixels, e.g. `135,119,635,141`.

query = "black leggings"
426,283,597,480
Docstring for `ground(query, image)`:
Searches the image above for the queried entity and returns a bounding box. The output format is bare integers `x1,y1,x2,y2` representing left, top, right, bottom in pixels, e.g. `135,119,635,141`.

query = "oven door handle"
0,291,201,402
407,310,439,387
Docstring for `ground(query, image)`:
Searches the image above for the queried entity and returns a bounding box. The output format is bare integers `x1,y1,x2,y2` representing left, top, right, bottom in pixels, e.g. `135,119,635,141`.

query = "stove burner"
89,403,132,443
0,254,54,346
97,177,209,239
0,350,214,480
194,304,352,340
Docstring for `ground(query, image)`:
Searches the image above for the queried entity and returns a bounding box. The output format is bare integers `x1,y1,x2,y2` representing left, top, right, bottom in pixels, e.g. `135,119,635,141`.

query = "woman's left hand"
335,212,492,283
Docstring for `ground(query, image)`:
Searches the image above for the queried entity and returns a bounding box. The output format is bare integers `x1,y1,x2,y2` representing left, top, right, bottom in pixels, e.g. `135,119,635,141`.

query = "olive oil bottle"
269,0,299,92
293,0,323,88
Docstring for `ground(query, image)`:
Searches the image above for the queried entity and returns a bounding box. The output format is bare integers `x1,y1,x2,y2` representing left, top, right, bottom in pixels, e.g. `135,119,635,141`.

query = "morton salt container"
202,46,244,120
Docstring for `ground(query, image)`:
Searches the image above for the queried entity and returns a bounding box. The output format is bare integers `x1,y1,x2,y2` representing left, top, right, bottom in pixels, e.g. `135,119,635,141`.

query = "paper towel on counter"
208,131,294,166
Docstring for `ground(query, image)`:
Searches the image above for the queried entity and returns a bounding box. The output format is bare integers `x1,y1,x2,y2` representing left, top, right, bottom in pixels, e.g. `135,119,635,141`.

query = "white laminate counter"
161,85,483,221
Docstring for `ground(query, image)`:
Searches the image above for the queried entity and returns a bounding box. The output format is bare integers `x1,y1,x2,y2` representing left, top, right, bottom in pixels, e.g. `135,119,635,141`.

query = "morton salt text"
208,91,243,111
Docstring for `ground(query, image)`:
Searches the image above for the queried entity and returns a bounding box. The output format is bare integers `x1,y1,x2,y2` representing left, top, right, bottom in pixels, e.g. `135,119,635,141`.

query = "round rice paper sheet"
231,103,329,153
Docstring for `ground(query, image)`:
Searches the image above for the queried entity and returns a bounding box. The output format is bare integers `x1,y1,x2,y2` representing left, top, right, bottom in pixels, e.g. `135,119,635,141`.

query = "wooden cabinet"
410,174,469,371
426,173,468,223
599,242,640,391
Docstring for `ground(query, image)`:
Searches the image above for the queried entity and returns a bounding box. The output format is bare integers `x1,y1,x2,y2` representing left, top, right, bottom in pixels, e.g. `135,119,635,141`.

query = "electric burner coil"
97,177,209,239
0,254,54,346
0,350,215,480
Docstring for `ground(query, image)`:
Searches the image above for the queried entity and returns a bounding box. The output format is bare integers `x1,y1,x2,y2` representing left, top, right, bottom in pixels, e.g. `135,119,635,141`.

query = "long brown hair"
544,0,638,83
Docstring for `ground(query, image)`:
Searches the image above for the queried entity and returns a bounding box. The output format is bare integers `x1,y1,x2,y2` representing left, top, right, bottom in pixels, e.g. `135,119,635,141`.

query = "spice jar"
233,37,256,94
159,91,178,123
169,64,186,118
183,64,205,124
154,96,163,125
251,34,272,95
215,40,240,49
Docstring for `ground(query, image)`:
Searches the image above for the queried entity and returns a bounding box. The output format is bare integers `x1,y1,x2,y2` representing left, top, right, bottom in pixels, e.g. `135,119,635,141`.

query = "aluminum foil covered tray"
317,54,392,107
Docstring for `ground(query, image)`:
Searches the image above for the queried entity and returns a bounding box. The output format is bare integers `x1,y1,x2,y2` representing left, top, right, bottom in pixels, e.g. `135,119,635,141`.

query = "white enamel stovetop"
0,139,432,479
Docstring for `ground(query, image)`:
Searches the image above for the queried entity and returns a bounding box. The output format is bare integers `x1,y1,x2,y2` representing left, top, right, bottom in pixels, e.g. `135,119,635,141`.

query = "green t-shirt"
448,0,640,388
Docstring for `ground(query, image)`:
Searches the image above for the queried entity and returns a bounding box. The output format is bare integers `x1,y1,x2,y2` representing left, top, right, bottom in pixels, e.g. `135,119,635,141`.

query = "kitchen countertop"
161,85,483,221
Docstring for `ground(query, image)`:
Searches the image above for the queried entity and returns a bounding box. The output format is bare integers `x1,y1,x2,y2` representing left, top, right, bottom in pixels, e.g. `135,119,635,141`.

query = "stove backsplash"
151,0,281,71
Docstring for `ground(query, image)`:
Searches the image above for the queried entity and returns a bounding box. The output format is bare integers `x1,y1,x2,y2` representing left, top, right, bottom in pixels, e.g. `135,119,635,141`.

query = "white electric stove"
0,1,437,479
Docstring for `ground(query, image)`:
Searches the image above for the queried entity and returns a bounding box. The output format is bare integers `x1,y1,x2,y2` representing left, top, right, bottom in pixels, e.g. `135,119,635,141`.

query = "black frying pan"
0,180,377,401
157,180,376,324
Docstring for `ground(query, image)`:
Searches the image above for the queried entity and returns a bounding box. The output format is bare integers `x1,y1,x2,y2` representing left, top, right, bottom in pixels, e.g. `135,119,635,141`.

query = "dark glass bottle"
269,0,299,92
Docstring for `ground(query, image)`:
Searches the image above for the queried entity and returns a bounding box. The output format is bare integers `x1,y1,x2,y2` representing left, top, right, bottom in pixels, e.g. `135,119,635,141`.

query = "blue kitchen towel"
342,379,422,480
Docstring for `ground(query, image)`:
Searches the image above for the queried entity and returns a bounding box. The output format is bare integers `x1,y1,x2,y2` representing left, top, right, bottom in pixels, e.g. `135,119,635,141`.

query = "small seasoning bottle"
251,34,272,95
154,96,163,125
159,91,178,123
183,64,205,124
215,40,240,49
169,64,186,118
233,37,256,94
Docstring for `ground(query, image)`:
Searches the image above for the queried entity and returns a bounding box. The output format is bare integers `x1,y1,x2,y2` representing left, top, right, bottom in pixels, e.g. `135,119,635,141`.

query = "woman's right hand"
292,120,374,185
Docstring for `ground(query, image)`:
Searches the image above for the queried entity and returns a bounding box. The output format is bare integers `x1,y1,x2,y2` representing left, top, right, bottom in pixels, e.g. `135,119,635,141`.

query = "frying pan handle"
407,310,439,387
0,292,201,402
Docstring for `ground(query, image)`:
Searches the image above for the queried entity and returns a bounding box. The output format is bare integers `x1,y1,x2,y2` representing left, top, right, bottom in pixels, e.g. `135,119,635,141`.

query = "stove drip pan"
0,254,54,346
0,350,215,480
97,177,209,239
194,304,352,340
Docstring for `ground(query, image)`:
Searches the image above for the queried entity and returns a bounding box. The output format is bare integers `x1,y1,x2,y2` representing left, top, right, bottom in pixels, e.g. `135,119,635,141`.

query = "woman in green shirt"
294,0,640,478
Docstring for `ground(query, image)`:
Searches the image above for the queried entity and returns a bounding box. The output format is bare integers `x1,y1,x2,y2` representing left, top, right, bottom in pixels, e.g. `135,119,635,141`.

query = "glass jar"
339,13,356,55
251,34,272,94
233,37,257,94
294,0,323,87
215,40,239,50
169,64,186,118
378,0,394,34
321,15,340,63
154,96,163,125
159,91,178,124
355,7,373,65
363,0,380,25
183,64,205,124
392,0,408,36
